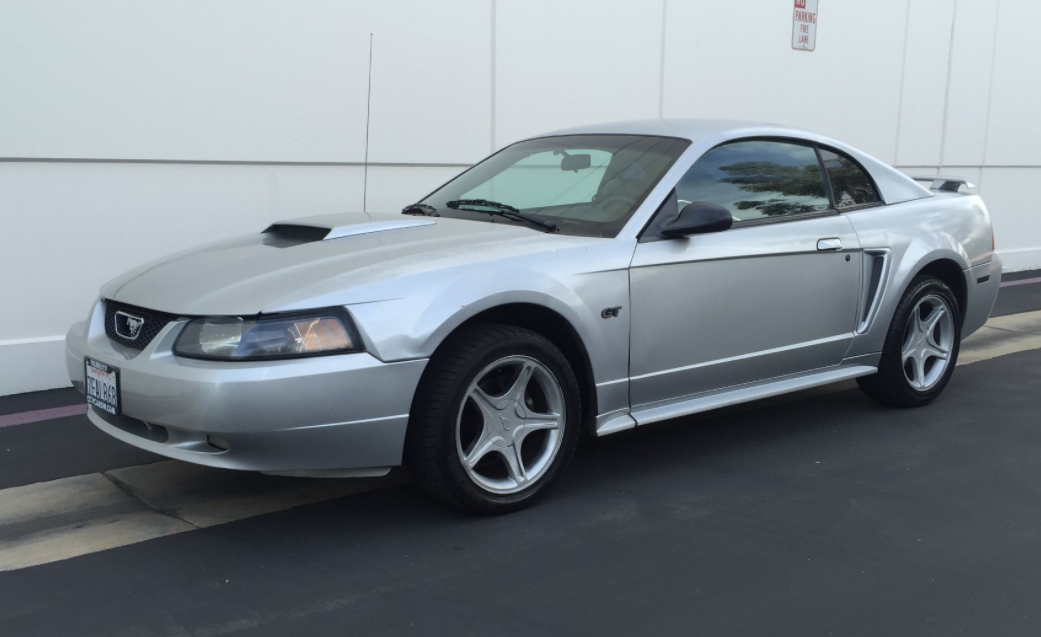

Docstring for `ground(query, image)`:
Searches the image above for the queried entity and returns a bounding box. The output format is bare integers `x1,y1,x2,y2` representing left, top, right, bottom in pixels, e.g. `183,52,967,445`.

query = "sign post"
791,0,819,52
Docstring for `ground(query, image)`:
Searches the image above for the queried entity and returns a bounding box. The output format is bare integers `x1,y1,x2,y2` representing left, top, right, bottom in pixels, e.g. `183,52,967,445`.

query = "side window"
818,148,881,209
675,140,829,223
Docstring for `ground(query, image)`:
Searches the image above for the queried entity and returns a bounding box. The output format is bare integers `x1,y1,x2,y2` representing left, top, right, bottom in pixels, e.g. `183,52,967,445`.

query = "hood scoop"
262,216,436,244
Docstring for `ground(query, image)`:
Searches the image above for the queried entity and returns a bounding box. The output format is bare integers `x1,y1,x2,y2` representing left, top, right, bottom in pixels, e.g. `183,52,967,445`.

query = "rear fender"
846,239,970,358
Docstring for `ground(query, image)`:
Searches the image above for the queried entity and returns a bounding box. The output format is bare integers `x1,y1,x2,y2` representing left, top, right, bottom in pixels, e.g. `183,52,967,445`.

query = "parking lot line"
0,404,86,428
106,461,410,528
960,310,1041,365
0,463,406,572
0,473,194,572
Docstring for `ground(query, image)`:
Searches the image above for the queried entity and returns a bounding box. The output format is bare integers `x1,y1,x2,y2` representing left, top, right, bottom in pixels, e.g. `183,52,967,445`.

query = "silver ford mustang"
66,119,1001,513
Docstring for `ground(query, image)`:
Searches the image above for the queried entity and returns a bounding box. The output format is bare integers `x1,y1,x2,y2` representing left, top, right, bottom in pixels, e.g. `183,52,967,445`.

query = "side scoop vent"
858,250,890,333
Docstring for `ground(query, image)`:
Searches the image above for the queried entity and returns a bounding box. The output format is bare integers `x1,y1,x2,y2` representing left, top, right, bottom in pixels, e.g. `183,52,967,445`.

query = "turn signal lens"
290,318,352,352
173,309,361,360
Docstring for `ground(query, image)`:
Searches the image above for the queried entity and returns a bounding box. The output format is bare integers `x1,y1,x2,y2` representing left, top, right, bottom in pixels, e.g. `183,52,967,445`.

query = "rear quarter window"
819,148,882,209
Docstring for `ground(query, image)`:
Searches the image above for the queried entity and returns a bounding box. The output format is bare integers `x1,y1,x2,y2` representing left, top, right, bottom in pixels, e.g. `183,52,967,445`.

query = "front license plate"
85,358,120,416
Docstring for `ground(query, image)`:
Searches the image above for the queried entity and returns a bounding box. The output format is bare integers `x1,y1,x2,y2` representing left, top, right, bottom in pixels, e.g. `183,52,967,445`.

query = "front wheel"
405,324,582,514
857,275,961,407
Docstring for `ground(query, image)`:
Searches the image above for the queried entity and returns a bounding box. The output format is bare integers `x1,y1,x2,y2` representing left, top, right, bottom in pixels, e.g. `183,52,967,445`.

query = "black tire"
405,324,582,514
857,275,961,407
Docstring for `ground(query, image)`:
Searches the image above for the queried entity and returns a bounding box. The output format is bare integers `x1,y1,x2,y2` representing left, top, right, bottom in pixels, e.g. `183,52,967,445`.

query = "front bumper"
66,301,427,472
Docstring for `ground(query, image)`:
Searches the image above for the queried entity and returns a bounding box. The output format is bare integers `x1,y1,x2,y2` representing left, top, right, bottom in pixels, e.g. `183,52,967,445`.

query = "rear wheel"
405,324,581,514
858,275,961,407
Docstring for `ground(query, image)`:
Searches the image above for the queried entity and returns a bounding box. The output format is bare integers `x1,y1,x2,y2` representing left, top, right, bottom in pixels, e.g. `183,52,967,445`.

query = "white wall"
1,0,1039,395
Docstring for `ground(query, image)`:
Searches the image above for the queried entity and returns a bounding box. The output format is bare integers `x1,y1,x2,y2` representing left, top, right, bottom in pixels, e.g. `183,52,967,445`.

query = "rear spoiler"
909,175,976,193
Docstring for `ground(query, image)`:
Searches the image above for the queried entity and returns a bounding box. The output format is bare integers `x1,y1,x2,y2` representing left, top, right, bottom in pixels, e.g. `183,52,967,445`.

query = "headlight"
173,309,362,360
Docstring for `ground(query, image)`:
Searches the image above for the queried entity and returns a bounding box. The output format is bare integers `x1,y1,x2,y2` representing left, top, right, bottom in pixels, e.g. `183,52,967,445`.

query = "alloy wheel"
455,356,565,494
901,293,955,391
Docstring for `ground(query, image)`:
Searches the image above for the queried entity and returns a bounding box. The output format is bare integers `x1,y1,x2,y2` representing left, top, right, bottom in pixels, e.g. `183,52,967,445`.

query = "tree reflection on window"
819,148,881,209
675,141,830,222
719,160,827,217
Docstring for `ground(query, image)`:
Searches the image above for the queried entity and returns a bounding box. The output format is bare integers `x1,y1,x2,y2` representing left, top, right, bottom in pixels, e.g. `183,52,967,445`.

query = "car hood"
101,212,594,316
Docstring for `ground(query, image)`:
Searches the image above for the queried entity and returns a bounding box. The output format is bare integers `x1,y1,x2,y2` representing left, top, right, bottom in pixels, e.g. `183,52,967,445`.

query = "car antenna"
362,32,373,213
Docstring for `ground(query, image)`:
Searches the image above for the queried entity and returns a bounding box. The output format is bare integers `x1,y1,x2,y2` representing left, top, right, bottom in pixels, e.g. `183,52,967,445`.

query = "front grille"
104,300,178,350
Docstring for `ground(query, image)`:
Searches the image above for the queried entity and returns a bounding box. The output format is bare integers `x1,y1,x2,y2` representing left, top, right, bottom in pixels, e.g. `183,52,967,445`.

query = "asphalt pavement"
1,274,1040,636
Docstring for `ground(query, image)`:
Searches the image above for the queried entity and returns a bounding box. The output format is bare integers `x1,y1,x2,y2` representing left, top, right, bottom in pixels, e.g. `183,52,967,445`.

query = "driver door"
628,139,863,409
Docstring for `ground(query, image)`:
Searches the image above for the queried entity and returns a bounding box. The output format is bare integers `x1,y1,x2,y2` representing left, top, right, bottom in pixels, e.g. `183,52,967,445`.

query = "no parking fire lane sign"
792,0,819,51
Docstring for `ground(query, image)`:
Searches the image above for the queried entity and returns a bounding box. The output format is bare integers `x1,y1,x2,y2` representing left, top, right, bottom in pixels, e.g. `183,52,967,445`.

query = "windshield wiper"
402,203,439,217
445,199,557,232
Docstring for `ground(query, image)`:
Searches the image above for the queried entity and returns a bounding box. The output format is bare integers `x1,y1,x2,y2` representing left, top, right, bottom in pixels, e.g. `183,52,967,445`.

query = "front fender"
416,285,602,363
342,240,636,390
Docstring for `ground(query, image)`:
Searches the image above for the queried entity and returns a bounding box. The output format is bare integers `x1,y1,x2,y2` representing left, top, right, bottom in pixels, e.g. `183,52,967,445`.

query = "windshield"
419,135,690,237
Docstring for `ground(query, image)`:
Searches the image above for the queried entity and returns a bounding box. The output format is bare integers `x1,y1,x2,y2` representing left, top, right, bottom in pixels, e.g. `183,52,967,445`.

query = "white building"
1,0,1039,396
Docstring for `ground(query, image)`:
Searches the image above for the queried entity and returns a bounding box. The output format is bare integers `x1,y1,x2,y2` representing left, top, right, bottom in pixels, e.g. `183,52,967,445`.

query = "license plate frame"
84,357,120,416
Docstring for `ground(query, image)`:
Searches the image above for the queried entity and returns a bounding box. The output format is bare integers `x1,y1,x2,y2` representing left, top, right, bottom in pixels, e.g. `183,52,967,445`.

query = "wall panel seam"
937,0,959,168
892,0,913,166
490,0,497,152
980,0,1002,171
658,0,667,119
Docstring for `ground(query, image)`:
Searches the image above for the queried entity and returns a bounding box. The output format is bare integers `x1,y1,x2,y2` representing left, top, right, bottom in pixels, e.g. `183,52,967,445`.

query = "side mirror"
560,153,591,172
660,202,733,237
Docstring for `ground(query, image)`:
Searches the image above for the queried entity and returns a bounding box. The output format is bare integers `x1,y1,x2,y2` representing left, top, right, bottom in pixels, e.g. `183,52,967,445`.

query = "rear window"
819,148,881,209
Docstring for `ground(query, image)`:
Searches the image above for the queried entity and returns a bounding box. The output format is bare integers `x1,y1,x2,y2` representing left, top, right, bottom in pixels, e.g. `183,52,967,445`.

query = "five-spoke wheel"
406,324,581,514
900,294,955,391
457,356,565,494
858,275,961,407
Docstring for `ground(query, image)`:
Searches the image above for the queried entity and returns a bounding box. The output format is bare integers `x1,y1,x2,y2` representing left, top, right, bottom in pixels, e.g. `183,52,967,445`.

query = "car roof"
527,118,932,206
533,117,793,142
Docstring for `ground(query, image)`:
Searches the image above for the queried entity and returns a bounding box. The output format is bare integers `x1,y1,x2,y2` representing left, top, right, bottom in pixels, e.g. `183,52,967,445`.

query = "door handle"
817,238,842,251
